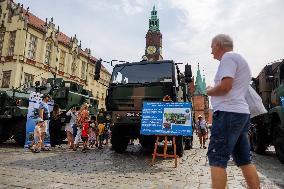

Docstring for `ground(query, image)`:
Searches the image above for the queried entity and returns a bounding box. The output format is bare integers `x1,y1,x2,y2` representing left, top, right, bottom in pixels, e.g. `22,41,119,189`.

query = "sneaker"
82,149,86,153
203,146,207,149
200,146,202,149
33,149,40,153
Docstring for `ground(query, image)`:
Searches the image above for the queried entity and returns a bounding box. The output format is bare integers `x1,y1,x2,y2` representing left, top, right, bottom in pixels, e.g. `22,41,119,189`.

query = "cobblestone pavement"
0,138,283,189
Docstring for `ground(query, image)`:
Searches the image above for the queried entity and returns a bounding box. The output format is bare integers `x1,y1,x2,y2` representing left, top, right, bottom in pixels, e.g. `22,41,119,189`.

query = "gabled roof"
24,9,107,72
26,11,45,31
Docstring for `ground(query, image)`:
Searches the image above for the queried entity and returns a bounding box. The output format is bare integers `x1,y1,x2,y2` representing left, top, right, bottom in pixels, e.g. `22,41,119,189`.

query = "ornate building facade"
0,0,110,109
143,6,163,61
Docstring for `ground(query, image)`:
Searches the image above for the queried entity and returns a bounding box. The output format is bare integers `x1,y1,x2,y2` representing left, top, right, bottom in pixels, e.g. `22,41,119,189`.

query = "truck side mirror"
94,59,102,80
184,64,192,83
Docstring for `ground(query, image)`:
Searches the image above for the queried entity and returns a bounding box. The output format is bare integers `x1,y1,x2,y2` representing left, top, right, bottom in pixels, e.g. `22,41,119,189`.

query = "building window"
24,73,34,88
96,91,99,99
1,70,12,88
0,33,4,56
27,34,37,60
44,41,53,65
90,65,94,75
41,78,47,86
7,31,16,56
81,61,86,79
71,60,76,76
59,50,66,72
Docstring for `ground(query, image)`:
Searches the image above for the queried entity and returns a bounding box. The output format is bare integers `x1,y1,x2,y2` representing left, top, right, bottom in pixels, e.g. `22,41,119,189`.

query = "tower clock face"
147,46,156,54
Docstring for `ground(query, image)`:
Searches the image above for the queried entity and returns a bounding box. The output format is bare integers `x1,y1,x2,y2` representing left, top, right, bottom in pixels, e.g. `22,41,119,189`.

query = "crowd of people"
30,95,110,153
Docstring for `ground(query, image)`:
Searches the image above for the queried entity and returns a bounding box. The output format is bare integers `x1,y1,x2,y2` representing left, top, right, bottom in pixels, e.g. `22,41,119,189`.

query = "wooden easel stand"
151,135,178,168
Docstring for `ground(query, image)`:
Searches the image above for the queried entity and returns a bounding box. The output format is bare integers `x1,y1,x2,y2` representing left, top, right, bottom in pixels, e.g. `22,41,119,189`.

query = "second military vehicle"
0,78,98,146
95,60,193,156
248,59,284,163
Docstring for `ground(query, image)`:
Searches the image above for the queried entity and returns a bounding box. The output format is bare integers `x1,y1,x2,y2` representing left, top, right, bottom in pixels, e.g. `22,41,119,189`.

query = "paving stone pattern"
0,138,283,189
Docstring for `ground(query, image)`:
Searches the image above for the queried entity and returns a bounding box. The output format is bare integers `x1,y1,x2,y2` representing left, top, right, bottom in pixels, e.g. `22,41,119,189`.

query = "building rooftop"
22,7,109,74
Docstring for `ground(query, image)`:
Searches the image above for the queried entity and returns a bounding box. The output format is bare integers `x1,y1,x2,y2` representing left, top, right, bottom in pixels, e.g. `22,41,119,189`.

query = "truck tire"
249,125,267,154
176,136,185,157
0,121,10,143
273,124,284,164
111,125,128,153
14,118,26,146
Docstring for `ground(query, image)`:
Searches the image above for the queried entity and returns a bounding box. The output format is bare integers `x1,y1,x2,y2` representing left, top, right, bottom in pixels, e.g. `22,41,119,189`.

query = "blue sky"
17,0,284,86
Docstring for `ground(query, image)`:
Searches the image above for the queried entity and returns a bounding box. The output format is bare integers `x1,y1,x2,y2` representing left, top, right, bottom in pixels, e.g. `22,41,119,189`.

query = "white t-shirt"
211,52,251,114
66,110,77,128
196,120,207,130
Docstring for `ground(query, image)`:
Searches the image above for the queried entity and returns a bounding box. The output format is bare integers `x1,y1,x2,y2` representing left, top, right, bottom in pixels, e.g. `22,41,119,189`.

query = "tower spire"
149,5,159,32
194,63,205,95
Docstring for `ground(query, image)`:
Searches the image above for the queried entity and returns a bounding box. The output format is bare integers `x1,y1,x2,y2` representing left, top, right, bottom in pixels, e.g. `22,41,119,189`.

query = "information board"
24,92,54,147
140,102,192,136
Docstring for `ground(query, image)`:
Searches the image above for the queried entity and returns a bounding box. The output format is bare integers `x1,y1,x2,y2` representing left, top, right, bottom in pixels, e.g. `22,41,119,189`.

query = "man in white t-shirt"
206,34,260,189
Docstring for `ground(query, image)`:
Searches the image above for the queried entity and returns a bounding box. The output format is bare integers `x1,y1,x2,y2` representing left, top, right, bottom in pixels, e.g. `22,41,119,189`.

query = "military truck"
94,60,193,156
50,78,99,118
0,78,98,146
248,59,284,163
0,89,29,145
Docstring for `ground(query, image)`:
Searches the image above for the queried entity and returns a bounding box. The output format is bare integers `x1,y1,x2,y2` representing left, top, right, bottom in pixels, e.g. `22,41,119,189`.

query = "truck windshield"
111,63,173,84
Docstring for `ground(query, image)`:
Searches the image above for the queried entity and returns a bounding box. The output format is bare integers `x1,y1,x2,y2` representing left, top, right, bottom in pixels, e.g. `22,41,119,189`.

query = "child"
104,123,110,145
98,123,105,149
32,118,45,153
81,122,89,153
88,127,96,148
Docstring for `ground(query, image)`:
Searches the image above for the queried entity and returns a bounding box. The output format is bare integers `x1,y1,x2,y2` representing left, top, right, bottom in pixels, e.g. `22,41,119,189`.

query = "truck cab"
96,60,193,155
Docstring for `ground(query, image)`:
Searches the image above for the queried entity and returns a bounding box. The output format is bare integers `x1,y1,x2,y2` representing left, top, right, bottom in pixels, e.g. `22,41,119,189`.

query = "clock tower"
143,6,163,61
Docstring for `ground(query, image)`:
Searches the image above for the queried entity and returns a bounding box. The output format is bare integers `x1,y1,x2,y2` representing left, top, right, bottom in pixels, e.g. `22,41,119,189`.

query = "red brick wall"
208,109,213,124
146,32,162,46
193,95,205,123
193,95,205,111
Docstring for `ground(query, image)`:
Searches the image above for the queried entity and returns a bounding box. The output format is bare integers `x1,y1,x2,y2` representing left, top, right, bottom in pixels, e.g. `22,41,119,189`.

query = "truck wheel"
0,121,10,143
14,119,26,146
273,124,284,164
176,136,185,157
111,125,128,153
249,125,267,154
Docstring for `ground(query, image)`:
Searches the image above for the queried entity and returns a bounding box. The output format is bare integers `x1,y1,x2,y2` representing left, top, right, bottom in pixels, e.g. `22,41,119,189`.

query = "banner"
24,92,54,147
140,102,192,136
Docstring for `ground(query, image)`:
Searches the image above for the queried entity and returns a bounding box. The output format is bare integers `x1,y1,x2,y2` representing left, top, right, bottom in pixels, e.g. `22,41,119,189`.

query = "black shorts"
81,136,88,142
